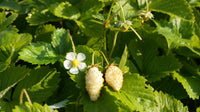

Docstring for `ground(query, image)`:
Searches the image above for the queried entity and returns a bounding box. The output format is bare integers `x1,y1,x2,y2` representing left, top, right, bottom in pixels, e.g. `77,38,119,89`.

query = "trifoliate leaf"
35,24,56,43
51,28,72,56
26,8,60,25
50,2,80,20
13,66,60,103
19,42,59,65
151,91,188,112
0,65,30,99
13,102,57,112
129,36,182,82
150,0,194,21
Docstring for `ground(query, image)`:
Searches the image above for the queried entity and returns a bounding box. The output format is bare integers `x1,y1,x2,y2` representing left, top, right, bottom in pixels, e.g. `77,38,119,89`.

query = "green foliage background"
0,0,200,112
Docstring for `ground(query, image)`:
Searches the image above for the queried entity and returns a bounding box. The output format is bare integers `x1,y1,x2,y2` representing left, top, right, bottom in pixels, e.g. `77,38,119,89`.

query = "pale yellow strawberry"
85,66,104,101
105,65,123,91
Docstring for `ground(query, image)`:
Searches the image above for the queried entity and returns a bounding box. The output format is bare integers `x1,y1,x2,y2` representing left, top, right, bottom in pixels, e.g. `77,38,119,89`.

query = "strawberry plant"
0,0,200,111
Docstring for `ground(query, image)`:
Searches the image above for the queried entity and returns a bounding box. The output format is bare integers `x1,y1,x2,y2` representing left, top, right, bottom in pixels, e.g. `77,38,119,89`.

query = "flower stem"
117,1,126,23
99,50,109,65
75,95,81,112
92,51,98,65
129,26,143,41
103,29,108,57
109,31,119,59
67,29,76,55
20,89,32,105
145,0,149,12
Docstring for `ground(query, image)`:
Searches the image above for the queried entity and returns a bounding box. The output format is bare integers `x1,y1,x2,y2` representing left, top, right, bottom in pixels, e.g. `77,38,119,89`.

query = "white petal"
77,53,86,61
69,67,79,74
63,60,71,69
78,62,87,71
66,52,75,61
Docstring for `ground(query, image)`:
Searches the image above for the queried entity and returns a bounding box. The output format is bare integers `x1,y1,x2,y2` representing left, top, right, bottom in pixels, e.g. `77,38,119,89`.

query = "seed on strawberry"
105,65,123,91
85,66,104,101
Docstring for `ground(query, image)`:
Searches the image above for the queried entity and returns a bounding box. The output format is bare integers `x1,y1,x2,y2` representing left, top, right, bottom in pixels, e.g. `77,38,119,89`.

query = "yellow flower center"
72,59,80,67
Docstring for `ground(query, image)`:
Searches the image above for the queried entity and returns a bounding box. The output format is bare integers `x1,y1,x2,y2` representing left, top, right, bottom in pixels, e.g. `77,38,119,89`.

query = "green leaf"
76,0,104,37
35,24,56,43
129,36,182,82
86,36,104,50
13,66,60,103
172,58,200,99
173,72,200,99
119,45,128,72
151,77,188,99
0,66,30,99
19,42,59,65
77,17,104,38
0,46,13,72
151,91,188,112
51,28,72,56
197,106,200,112
50,2,80,20
154,17,200,56
0,100,17,112
0,0,20,11
150,0,194,21
80,87,119,112
77,0,103,18
26,8,60,25
0,11,18,31
0,29,32,68
112,73,156,111
13,102,56,112
194,9,200,39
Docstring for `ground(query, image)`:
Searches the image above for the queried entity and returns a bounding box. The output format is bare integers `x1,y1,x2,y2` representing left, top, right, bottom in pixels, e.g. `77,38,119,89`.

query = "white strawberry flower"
63,52,87,74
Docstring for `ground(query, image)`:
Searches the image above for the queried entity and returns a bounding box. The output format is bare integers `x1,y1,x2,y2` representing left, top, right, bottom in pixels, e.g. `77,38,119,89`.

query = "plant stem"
103,29,108,56
109,31,119,59
20,89,32,105
117,1,126,22
129,26,143,41
67,29,76,55
99,50,109,65
75,95,81,112
92,51,98,65
145,0,149,12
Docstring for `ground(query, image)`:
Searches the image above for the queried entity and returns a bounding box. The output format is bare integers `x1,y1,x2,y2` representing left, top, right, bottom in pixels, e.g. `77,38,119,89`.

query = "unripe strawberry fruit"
85,66,104,101
105,65,123,91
